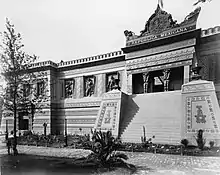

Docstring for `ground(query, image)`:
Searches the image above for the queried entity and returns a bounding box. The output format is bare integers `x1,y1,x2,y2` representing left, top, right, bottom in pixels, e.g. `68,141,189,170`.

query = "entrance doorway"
132,73,144,94
18,112,29,130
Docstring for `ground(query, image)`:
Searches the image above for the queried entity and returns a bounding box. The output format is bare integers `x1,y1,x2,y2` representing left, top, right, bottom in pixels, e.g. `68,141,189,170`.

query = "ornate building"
1,5,220,144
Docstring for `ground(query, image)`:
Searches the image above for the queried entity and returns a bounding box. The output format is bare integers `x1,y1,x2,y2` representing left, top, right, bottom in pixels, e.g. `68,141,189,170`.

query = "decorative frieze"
64,110,98,116
67,119,96,124
127,60,192,75
63,101,101,108
126,47,194,70
34,119,50,124
182,81,215,93
102,90,122,100
126,39,196,60
35,110,51,116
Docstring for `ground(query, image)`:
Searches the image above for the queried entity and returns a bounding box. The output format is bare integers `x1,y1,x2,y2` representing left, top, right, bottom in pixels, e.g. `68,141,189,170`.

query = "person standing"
7,131,14,155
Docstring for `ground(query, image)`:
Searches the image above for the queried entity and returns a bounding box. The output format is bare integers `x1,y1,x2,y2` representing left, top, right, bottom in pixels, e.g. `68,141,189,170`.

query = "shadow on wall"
51,105,65,135
216,91,220,106
119,95,139,137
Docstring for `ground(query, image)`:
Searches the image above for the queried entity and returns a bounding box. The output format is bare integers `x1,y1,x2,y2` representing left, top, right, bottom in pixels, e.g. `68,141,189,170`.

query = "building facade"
1,5,220,144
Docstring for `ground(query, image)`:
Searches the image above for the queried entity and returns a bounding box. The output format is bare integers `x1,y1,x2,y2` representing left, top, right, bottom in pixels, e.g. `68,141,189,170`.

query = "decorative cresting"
181,80,220,145
124,5,201,47
30,51,123,69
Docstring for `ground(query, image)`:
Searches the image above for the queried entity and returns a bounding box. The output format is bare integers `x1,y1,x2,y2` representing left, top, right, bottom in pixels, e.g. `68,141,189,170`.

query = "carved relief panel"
84,75,96,97
106,72,120,92
64,78,75,98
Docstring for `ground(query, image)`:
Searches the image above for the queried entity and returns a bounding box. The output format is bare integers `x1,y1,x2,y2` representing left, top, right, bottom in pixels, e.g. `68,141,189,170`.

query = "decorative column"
127,73,132,95
142,72,149,93
163,69,171,92
183,65,190,84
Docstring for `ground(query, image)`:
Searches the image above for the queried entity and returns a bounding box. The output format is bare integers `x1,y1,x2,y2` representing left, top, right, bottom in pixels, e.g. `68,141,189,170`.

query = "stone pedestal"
182,80,220,145
94,90,128,137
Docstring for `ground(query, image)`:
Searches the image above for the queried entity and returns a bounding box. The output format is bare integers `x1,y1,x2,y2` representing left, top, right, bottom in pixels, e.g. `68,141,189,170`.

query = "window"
64,79,74,98
23,84,30,97
37,81,44,96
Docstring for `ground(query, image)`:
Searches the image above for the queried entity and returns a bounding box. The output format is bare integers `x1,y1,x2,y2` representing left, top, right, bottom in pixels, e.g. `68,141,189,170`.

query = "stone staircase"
119,91,182,145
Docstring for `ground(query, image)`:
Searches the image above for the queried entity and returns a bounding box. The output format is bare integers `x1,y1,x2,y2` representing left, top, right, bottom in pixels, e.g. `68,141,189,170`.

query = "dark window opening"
132,66,184,94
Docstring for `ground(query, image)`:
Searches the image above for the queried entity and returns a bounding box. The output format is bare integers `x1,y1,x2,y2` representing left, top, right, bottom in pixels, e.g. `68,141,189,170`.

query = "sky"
0,0,219,63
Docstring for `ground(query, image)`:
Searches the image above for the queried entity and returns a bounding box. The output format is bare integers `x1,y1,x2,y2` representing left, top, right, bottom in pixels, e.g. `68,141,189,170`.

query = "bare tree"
0,19,49,155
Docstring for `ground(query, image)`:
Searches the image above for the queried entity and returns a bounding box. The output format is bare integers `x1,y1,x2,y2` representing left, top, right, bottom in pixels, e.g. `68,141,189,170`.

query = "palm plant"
89,129,128,166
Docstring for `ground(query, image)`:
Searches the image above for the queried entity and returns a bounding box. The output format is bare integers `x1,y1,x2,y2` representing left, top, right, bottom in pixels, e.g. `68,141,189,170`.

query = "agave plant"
89,129,129,167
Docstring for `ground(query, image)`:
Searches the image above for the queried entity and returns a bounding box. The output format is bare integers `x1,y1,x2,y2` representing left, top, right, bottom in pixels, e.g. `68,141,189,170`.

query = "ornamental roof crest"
124,5,201,44
141,5,178,35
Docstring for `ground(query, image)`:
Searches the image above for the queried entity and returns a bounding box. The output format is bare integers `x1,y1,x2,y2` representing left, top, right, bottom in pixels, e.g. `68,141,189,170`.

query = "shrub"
181,139,189,147
89,130,127,166
195,129,206,150
209,141,215,149
23,130,32,136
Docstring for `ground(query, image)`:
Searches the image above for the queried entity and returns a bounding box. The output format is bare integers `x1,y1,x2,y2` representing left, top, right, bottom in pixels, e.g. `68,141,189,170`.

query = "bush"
209,141,215,149
195,129,206,150
23,130,32,136
181,139,189,147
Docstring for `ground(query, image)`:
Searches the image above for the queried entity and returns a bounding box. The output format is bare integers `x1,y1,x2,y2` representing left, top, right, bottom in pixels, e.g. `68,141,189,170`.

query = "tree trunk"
13,91,18,155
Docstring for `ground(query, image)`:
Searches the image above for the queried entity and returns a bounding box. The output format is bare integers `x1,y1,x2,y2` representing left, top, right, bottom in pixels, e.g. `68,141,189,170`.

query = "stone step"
120,91,182,144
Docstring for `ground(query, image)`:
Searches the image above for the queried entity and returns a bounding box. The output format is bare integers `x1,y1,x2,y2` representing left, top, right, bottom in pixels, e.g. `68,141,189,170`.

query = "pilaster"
127,73,132,95
183,65,190,84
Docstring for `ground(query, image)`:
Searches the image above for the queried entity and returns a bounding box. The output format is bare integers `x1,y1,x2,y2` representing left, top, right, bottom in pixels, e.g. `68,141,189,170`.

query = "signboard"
126,26,196,47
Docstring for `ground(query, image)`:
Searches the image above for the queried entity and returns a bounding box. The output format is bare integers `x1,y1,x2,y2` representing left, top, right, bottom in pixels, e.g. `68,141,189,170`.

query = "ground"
0,135,220,175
